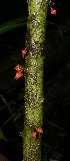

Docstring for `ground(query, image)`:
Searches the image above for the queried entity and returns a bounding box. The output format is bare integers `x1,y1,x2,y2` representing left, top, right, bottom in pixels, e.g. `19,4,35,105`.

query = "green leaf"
0,128,7,141
0,17,27,35
0,94,13,116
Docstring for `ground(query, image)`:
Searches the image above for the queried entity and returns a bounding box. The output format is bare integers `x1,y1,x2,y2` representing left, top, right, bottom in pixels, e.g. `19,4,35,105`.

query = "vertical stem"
23,0,49,160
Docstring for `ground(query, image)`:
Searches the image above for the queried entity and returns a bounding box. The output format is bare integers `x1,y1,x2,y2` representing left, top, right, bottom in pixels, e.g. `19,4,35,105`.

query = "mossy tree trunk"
23,0,49,160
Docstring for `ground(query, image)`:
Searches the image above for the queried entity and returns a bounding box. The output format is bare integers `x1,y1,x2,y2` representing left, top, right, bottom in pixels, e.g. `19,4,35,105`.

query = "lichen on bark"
23,0,49,160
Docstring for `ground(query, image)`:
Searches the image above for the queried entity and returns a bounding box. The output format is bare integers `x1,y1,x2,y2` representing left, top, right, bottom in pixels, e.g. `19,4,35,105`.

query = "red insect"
32,131,37,138
14,71,23,80
14,64,23,72
51,7,56,15
36,127,43,133
22,48,27,58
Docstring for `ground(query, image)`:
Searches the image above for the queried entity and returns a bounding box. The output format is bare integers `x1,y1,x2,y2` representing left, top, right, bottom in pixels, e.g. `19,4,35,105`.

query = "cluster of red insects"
14,1,57,80
14,4,56,132
14,50,43,138
14,48,27,80
32,126,43,139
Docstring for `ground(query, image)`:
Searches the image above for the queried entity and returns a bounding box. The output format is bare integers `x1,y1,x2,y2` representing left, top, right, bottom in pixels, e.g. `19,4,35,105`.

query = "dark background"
0,1,70,161
0,0,27,24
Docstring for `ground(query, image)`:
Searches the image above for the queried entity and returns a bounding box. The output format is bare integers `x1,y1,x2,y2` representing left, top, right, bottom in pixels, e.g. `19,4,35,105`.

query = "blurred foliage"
0,94,13,116
0,128,7,141
0,17,27,35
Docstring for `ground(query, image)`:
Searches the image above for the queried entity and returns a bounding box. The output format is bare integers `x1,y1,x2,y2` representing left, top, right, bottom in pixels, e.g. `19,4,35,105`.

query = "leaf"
0,17,27,35
0,94,13,116
0,128,7,141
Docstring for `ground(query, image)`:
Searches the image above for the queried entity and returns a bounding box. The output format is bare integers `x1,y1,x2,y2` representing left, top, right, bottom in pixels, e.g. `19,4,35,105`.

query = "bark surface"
23,0,49,160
